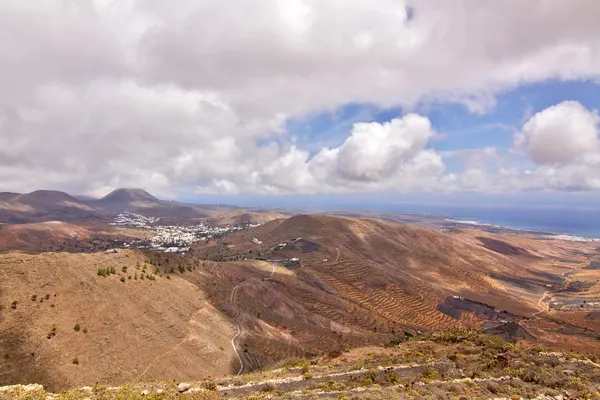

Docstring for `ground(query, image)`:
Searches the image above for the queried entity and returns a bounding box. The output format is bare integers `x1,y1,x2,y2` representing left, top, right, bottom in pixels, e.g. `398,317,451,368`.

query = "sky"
1,0,600,207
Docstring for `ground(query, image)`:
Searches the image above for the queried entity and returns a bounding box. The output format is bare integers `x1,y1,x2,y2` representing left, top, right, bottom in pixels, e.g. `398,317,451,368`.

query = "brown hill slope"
188,214,600,369
2,214,598,391
0,251,236,391
5,330,600,399
91,189,237,218
0,191,99,223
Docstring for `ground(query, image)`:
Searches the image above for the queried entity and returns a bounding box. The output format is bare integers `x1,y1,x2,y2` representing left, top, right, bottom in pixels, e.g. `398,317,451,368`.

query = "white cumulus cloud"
1,1,600,196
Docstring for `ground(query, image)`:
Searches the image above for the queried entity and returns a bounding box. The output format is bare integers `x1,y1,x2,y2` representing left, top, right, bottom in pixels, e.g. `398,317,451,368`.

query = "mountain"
98,188,160,205
91,188,237,218
0,188,243,222
0,190,99,223
2,214,599,391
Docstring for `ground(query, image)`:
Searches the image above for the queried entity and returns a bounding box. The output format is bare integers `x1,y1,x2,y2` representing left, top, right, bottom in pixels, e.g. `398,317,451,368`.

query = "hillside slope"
1,214,598,392
189,214,599,370
0,251,236,391
0,191,99,223
4,329,600,399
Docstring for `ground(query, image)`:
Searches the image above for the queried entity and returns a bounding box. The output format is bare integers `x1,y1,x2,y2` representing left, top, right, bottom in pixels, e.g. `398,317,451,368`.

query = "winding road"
230,262,276,375
533,269,574,319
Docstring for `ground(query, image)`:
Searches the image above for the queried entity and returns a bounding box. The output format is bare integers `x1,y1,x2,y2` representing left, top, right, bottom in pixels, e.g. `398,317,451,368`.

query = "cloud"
1,1,600,196
517,101,600,165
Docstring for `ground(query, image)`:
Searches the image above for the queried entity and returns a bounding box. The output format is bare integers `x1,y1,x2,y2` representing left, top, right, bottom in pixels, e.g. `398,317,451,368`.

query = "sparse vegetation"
47,325,57,339
72,358,79,365
11,300,17,309
73,324,80,332
97,267,117,277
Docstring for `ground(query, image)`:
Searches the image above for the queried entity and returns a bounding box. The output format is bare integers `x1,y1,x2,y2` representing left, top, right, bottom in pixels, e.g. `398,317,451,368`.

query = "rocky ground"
2,330,600,400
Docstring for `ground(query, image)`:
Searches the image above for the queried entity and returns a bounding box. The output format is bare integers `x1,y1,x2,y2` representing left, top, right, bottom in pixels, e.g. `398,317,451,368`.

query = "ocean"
369,204,600,239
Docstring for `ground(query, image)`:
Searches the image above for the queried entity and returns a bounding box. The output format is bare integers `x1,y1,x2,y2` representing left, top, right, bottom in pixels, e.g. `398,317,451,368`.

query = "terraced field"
186,214,600,372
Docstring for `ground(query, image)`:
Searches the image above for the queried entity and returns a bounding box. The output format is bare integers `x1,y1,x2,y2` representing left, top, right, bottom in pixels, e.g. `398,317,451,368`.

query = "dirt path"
230,284,245,375
533,269,574,319
229,263,277,375
219,362,427,398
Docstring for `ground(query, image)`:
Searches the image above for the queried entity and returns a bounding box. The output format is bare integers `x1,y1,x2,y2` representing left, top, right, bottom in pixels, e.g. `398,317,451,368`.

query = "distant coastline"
443,218,600,242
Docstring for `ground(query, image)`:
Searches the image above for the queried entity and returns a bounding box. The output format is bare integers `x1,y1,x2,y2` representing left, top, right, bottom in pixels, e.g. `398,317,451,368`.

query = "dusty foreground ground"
0,251,237,391
2,330,600,399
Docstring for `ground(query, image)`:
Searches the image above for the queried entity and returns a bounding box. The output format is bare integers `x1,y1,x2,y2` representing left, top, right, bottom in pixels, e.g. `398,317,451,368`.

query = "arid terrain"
2,190,600,398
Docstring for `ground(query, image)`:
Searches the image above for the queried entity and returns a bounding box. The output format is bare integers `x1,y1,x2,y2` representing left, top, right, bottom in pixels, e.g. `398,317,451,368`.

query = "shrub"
178,265,185,273
120,277,125,282
72,358,79,365
47,325,57,339
83,329,88,334
361,370,378,385
122,266,128,273
202,381,217,391
385,372,399,384
73,324,81,332
31,294,37,302
10,301,17,310
421,366,439,380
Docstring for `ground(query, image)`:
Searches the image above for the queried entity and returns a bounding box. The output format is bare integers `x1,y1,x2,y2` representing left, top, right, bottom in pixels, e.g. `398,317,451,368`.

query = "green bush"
10,300,17,310
72,358,79,365
421,366,439,380
73,324,80,332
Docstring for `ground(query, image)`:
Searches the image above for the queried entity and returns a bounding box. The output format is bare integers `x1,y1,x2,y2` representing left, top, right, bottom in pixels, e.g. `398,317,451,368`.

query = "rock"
156,389,164,394
177,383,191,393
141,390,149,396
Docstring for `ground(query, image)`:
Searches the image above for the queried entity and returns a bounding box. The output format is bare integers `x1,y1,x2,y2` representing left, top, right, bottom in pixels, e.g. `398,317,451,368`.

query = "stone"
177,383,191,393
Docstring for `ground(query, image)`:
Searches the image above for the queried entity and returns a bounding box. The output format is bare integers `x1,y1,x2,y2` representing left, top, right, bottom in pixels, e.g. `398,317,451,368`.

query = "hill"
4,329,600,399
2,214,600,393
90,189,238,219
0,189,268,223
0,190,99,223
97,188,160,205
0,251,236,391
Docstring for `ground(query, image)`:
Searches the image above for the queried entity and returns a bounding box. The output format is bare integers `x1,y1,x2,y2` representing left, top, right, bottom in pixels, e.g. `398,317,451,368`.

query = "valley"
2,189,600,396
